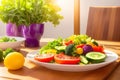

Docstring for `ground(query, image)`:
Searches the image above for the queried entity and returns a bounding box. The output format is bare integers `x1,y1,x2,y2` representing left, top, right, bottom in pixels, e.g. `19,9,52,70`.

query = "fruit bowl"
0,36,25,50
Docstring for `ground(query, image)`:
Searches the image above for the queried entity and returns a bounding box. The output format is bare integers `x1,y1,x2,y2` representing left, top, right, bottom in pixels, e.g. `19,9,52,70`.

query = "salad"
0,36,17,42
34,35,106,65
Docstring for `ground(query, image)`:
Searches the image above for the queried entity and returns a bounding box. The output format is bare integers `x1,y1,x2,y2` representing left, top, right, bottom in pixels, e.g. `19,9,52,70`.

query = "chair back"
86,6,120,41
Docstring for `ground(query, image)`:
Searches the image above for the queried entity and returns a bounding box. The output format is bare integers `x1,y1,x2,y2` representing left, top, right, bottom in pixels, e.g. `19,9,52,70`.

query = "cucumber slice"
86,52,106,63
80,55,88,64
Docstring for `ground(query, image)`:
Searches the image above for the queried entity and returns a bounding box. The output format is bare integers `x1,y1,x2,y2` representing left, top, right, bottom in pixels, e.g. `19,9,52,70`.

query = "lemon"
4,52,25,70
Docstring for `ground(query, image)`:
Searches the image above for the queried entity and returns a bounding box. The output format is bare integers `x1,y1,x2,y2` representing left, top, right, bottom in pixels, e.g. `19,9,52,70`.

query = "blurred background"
0,0,120,38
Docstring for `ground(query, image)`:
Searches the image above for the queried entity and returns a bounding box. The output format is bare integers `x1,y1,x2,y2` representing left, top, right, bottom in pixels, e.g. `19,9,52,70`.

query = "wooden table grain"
0,39,120,80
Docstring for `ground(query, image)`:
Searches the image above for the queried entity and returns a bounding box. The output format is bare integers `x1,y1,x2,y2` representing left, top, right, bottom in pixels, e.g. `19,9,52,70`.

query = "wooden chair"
86,6,120,41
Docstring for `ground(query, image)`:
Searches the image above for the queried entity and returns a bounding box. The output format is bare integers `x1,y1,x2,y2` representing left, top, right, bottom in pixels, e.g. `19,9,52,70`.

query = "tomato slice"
54,53,80,64
92,46,104,53
34,54,54,62
76,44,85,48
63,40,73,46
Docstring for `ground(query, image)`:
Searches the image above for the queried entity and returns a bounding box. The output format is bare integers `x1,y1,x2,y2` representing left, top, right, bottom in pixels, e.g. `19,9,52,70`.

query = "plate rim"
26,50,118,71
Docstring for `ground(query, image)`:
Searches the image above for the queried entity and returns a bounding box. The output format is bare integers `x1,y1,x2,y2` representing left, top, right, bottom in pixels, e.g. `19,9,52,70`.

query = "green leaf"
0,0,63,27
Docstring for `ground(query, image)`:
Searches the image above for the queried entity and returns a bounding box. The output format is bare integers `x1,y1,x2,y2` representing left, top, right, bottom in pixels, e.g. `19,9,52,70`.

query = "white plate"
0,36,25,50
26,50,118,72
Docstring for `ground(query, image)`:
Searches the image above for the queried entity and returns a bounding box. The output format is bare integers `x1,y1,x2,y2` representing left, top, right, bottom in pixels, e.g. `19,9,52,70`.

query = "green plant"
0,0,63,26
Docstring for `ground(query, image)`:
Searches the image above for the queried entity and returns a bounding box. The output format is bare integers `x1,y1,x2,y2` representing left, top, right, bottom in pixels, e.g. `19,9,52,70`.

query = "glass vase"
6,23,23,37
22,24,44,47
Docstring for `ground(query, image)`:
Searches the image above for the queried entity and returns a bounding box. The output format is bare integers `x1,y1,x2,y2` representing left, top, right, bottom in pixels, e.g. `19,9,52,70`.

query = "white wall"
0,21,6,36
42,0,74,38
80,0,120,34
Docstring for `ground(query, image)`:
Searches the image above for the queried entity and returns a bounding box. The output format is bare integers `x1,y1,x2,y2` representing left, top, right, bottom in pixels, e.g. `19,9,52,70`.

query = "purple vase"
22,24,44,47
6,23,23,37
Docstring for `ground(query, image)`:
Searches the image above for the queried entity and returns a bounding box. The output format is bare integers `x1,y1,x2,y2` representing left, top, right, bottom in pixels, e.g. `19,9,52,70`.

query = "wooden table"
0,39,120,80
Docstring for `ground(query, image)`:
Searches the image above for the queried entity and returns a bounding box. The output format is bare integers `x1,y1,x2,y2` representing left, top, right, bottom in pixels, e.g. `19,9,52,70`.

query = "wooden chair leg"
74,0,80,35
